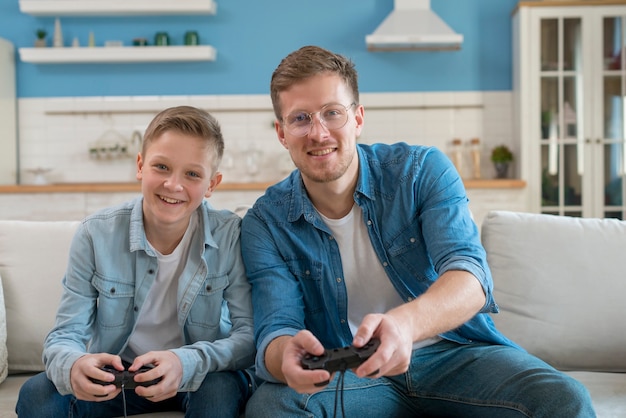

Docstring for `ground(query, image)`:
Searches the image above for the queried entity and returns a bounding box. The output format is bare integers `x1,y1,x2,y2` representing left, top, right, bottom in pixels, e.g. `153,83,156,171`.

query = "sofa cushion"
481,211,626,372
0,220,80,373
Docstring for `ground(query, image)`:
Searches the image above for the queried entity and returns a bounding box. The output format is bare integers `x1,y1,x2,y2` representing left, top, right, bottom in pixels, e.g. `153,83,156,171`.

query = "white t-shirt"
123,213,197,361
320,204,441,350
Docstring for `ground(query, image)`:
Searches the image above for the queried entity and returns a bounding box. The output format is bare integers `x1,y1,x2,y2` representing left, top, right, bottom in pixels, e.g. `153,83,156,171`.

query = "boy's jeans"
16,369,254,418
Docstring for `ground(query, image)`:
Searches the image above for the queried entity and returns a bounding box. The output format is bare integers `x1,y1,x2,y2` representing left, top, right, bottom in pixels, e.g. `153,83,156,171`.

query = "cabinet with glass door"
513,1,626,219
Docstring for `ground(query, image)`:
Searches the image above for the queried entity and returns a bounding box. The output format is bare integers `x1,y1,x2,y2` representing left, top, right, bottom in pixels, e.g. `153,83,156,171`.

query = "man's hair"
270,45,359,120
142,106,224,170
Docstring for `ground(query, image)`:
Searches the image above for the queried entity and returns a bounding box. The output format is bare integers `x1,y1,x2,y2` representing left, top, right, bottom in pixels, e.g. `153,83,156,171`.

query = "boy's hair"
270,45,359,121
142,106,224,171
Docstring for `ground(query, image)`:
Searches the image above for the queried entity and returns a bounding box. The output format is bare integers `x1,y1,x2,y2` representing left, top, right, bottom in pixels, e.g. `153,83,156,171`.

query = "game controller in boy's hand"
90,365,162,389
301,338,380,374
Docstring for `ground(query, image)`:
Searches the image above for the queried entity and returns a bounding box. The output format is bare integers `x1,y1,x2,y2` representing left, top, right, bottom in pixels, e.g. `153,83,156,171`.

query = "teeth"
160,196,180,204
309,148,334,156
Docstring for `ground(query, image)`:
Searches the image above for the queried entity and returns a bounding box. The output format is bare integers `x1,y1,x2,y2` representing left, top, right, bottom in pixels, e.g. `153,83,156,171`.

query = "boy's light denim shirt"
241,142,520,383
43,197,255,395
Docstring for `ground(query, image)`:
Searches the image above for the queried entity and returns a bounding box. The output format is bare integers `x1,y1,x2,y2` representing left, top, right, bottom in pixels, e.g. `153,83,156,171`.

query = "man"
241,45,595,417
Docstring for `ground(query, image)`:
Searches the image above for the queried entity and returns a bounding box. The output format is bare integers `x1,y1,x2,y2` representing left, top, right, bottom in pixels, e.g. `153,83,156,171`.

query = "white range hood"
366,0,463,51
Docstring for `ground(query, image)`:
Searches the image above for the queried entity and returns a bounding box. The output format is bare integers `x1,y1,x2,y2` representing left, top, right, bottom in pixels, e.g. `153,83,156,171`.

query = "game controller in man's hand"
301,338,380,374
90,365,162,389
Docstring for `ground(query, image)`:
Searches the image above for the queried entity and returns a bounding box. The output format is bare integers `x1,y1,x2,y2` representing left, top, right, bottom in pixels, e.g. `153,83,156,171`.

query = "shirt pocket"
386,227,436,283
188,274,228,329
287,259,325,315
93,274,135,328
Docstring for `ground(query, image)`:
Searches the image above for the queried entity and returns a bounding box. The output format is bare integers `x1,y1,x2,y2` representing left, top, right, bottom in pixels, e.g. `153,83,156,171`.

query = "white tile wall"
6,91,526,226
17,92,516,185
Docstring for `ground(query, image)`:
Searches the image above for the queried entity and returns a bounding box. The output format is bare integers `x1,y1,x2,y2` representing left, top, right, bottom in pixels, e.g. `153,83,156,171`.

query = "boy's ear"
205,171,223,198
136,153,144,180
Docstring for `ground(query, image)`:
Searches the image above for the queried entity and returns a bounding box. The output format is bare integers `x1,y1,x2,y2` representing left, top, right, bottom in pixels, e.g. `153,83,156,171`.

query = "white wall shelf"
19,0,217,16
19,46,217,64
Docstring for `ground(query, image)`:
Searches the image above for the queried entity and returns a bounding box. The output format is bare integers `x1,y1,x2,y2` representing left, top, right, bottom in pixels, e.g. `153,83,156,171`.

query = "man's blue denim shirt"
43,197,255,395
241,142,520,383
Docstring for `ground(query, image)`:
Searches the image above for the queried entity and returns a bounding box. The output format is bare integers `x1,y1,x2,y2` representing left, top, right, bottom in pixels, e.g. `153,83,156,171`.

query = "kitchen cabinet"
18,0,217,64
513,0,626,219
0,38,17,185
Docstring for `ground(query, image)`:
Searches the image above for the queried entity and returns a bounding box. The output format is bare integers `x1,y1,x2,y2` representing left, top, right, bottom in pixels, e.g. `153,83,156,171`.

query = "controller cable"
333,364,348,418
120,383,128,418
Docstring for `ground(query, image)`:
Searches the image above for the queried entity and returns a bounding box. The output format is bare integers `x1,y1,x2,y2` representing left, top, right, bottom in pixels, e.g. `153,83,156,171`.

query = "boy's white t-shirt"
123,212,197,361
320,204,441,350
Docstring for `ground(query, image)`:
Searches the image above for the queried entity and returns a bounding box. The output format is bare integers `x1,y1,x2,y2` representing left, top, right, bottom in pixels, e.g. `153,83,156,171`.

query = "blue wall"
0,0,518,98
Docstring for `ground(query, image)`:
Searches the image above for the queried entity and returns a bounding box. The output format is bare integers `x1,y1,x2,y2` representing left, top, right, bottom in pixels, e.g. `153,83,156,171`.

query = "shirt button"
148,269,155,274
340,319,346,324
110,287,116,294
305,270,310,275
134,306,138,312
206,285,212,292
336,278,342,283
367,220,372,226
410,238,416,243
382,262,388,267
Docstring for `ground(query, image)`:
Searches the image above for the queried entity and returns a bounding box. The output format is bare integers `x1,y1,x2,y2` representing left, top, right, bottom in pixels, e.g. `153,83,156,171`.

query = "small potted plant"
35,29,47,47
491,145,514,178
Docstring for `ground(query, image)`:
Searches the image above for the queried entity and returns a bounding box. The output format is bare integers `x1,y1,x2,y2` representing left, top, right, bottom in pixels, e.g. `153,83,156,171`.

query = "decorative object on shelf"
35,29,47,47
133,38,148,46
88,31,95,47
469,137,481,179
53,18,63,47
184,31,199,46
72,37,79,47
490,145,513,179
450,138,463,177
155,32,170,46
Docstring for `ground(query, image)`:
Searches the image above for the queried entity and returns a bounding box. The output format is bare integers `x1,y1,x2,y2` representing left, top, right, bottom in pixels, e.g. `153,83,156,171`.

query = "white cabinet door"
514,2,626,219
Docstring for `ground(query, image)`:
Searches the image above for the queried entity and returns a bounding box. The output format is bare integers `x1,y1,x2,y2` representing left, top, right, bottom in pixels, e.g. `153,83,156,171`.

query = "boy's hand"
131,350,182,402
71,353,123,401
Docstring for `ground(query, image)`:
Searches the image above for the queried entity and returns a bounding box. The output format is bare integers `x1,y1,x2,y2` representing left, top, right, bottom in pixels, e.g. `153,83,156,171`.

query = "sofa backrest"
0,220,80,374
481,210,626,372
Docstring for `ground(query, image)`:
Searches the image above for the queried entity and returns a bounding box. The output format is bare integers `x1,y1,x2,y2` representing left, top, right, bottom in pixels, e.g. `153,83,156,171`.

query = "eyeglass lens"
284,103,354,136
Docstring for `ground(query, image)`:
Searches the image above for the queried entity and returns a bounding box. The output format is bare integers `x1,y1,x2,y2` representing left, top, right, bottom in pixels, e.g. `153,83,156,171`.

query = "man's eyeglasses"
281,102,356,137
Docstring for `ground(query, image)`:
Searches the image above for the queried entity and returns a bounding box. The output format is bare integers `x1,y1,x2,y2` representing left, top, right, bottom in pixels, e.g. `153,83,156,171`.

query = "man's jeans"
245,340,596,418
16,369,253,418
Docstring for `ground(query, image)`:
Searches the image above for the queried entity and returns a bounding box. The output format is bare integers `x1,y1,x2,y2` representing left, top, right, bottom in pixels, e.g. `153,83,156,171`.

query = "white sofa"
482,211,626,418
1,212,625,417
0,220,182,418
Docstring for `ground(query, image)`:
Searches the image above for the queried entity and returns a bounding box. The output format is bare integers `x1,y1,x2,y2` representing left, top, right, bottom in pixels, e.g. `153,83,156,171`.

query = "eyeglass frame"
280,102,357,137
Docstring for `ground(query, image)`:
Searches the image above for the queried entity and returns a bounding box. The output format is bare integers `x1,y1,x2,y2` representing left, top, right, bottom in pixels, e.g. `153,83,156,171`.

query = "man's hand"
267,331,335,394
351,313,413,379
71,353,123,401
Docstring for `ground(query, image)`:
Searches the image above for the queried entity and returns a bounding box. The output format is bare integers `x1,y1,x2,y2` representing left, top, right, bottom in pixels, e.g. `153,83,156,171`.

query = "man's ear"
204,171,223,198
276,120,288,149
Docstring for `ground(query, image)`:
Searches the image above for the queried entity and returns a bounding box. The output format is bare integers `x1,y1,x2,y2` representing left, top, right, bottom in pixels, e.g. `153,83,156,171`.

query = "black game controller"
90,365,162,389
301,338,380,374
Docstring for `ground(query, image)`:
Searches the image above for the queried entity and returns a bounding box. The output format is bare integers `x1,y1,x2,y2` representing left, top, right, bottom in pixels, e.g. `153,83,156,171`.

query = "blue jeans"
16,369,254,418
245,340,596,418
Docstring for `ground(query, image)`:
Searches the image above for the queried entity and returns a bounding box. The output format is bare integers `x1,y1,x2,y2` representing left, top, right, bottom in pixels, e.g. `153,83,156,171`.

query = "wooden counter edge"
0,179,526,194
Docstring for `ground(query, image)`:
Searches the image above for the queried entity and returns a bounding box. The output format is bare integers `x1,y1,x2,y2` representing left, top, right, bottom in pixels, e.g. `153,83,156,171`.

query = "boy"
16,106,256,418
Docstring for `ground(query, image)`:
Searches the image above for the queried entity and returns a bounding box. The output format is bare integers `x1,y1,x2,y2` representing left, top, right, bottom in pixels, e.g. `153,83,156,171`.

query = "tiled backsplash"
17,92,514,185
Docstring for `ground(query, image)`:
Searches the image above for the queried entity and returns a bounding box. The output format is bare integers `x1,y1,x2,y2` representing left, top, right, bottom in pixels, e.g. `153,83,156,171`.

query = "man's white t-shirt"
320,204,441,350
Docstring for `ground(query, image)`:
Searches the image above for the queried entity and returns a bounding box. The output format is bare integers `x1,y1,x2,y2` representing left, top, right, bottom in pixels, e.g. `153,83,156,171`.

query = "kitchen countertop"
0,179,526,194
